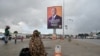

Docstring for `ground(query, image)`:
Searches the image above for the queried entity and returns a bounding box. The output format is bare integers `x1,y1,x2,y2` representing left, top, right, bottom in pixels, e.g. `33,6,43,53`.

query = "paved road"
75,39,100,46
0,39,100,56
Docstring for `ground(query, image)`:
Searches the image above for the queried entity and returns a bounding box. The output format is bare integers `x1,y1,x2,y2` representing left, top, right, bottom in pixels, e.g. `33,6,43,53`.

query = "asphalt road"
0,39,100,56
74,39,100,46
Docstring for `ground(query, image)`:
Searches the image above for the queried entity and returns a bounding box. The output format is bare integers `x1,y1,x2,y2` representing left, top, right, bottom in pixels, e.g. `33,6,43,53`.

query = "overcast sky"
0,0,100,34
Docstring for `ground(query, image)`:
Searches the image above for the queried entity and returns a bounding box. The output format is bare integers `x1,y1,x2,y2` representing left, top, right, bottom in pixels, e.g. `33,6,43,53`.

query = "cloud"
64,0,100,34
0,29,4,33
0,0,100,34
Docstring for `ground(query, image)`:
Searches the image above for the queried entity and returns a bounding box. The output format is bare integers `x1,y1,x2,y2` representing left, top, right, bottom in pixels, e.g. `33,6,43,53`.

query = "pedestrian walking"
21,36,24,42
14,31,18,44
4,25,10,44
68,35,71,42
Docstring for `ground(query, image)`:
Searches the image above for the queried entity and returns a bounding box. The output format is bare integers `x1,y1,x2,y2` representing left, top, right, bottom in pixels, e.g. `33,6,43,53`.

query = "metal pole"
53,28,56,34
53,28,56,39
65,25,67,35
63,0,64,38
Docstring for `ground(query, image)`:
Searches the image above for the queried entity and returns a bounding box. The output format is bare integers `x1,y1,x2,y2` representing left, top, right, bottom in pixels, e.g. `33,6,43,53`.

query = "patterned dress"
29,36,47,56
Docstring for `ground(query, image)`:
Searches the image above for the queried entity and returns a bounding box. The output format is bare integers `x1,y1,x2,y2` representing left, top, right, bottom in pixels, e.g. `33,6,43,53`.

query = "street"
0,39,100,56
75,39,100,46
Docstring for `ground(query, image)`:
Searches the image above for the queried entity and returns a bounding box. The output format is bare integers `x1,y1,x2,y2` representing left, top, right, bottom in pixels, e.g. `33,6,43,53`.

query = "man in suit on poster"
48,7,62,28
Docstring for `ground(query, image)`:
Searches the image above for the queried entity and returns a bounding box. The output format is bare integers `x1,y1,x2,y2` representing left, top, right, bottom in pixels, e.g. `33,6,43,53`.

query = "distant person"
4,25,10,44
68,35,71,42
14,31,18,44
48,7,62,28
21,36,24,42
29,30,47,56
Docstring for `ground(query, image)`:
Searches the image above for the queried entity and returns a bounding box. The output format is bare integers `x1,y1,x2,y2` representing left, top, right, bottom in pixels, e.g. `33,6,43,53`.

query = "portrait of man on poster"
48,7,62,28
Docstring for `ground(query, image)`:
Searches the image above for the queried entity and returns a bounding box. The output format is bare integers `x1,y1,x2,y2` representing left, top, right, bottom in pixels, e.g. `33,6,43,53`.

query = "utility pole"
63,0,65,38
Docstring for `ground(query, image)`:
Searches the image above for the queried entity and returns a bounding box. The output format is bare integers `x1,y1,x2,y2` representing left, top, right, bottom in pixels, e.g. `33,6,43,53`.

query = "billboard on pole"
47,6,62,29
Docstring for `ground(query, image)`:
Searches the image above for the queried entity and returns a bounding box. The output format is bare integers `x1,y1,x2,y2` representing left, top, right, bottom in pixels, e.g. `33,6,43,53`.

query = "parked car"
87,36,94,39
0,34,5,40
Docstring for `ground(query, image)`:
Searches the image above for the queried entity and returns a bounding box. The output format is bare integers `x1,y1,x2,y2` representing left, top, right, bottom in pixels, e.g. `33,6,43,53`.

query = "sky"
0,0,100,34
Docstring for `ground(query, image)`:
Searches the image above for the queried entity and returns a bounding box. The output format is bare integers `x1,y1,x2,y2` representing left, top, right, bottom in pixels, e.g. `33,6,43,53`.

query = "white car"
87,36,94,39
0,34,5,40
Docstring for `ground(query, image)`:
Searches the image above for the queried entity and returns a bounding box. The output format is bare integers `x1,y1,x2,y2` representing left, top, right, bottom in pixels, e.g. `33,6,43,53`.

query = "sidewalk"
0,39,100,56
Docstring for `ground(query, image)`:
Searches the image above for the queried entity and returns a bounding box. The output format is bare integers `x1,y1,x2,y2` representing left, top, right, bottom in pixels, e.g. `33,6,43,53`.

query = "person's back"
29,30,47,56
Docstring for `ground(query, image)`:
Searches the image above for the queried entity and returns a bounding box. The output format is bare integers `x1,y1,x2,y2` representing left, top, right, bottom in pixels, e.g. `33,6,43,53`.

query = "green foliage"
14,31,18,34
96,32,100,35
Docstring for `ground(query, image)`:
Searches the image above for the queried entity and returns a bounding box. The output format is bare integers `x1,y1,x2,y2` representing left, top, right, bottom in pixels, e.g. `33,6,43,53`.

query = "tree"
78,34,84,39
96,32,100,35
14,31,18,36
14,31,18,34
84,33,89,39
